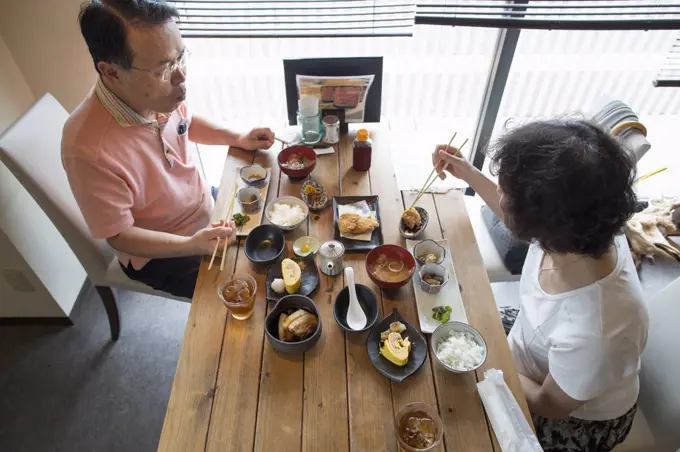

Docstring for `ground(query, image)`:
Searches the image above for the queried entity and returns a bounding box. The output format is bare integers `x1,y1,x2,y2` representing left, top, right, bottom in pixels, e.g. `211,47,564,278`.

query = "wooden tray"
332,195,384,253
233,168,272,238
406,239,467,334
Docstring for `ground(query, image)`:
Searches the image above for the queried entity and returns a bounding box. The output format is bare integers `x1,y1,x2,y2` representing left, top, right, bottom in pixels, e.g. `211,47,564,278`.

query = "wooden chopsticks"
407,134,468,210
208,179,239,271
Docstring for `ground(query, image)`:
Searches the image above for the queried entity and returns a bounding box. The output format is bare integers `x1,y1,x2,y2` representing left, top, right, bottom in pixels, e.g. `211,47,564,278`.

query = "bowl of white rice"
431,322,487,374
265,196,309,231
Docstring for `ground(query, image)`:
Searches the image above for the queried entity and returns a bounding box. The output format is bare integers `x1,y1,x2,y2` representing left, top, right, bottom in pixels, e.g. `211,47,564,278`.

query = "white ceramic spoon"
344,267,367,330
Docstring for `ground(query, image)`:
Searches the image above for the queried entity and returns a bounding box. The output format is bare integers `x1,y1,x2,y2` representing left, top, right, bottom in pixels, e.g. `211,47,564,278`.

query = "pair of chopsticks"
208,179,239,272
275,136,292,146
636,166,668,184
407,133,468,210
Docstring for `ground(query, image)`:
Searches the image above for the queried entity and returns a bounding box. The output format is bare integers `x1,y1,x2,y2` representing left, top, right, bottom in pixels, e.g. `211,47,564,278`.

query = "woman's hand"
237,128,275,151
431,145,474,181
187,220,235,255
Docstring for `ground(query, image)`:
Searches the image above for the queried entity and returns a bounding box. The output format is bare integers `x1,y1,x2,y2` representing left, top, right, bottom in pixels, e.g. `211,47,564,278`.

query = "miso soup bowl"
365,244,416,290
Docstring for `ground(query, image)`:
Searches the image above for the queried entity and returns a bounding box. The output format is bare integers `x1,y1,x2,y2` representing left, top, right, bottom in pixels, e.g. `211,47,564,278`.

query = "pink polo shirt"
61,80,213,269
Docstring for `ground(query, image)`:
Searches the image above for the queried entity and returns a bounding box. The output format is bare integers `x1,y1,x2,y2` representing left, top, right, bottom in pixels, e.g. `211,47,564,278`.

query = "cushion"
463,196,521,282
480,205,528,275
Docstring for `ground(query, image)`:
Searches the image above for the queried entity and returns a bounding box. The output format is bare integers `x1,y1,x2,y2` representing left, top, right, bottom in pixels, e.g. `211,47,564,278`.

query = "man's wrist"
176,235,195,256
223,129,241,147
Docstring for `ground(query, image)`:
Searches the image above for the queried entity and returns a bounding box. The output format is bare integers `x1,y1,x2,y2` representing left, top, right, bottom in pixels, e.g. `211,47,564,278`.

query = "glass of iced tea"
218,274,257,320
395,402,443,452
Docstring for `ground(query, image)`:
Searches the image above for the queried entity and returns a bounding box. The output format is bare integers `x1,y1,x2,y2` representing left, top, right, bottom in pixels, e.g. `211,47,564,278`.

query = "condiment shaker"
322,115,340,145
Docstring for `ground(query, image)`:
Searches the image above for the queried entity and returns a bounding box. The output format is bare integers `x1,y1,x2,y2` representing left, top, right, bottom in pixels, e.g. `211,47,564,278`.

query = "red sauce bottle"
353,129,372,171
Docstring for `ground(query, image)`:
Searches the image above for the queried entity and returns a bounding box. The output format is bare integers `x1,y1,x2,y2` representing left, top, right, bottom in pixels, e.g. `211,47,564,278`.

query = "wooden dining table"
157,123,531,452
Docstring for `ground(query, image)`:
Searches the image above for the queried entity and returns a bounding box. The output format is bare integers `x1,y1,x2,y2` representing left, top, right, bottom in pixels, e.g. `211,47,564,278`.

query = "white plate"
407,239,468,334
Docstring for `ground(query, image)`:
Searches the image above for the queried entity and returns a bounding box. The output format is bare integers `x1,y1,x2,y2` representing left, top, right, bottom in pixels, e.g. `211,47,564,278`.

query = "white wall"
0,27,86,317
0,0,96,112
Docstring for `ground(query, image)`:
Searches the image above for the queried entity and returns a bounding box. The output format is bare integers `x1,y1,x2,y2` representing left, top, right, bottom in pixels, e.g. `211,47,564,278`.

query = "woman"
432,120,649,452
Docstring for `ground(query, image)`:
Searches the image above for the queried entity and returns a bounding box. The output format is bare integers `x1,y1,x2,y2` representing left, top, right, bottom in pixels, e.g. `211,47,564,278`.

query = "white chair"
614,276,680,452
0,93,190,341
463,194,521,283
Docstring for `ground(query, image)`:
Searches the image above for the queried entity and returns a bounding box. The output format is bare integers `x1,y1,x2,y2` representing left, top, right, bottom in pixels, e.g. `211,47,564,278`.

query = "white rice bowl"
269,203,306,227
435,330,486,372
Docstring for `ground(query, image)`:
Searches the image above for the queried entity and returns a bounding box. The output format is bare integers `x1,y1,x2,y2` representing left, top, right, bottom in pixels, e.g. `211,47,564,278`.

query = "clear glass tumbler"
218,274,257,320
394,402,443,452
297,110,321,145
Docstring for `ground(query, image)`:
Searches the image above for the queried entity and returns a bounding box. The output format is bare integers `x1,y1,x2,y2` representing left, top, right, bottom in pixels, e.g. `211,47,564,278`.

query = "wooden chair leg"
95,285,120,341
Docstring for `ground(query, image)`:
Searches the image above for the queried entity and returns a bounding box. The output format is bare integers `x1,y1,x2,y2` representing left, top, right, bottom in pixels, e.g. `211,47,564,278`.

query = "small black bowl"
265,295,322,354
244,224,286,265
334,284,380,333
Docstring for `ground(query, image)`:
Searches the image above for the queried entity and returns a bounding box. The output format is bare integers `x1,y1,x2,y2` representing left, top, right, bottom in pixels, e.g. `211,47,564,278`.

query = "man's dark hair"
489,119,637,258
79,0,179,73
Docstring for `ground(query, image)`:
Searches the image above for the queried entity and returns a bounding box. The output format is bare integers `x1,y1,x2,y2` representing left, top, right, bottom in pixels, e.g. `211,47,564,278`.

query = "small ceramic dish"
413,239,446,266
400,206,429,239
300,178,329,211
240,164,267,186
237,187,262,213
366,309,428,383
293,236,320,257
265,256,319,303
418,263,449,295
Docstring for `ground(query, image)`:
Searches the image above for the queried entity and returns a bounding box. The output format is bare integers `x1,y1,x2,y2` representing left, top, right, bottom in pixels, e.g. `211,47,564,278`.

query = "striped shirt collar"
94,78,170,129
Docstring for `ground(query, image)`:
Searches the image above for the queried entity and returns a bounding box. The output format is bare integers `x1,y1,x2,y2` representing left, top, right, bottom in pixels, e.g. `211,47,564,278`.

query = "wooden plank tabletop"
158,123,530,452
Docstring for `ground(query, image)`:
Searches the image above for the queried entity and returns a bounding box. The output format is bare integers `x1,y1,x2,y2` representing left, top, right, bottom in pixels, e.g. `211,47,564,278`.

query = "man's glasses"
130,48,190,82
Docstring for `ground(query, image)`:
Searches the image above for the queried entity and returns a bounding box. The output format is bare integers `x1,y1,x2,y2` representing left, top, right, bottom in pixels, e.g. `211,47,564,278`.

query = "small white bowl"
240,164,267,186
413,239,446,266
430,322,488,374
237,187,262,213
419,263,449,294
265,196,309,231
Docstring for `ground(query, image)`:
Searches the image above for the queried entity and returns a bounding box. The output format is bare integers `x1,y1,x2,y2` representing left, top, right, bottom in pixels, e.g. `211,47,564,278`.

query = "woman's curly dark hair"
489,119,637,258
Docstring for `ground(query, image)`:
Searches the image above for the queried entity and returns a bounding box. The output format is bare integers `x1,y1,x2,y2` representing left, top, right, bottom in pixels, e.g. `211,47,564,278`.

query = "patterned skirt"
499,307,637,452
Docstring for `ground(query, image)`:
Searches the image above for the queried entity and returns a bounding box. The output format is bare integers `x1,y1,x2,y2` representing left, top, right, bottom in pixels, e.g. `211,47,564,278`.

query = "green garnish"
232,213,250,228
432,305,452,323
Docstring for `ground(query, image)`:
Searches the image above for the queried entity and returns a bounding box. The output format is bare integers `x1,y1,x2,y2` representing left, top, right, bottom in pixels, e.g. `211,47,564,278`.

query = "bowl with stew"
278,145,317,179
366,244,417,290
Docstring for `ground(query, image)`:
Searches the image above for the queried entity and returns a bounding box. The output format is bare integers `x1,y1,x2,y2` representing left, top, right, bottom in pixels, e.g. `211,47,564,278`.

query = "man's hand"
186,221,235,256
237,128,275,151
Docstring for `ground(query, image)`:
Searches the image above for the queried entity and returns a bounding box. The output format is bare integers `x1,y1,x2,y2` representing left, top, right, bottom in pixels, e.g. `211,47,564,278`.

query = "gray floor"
0,286,190,452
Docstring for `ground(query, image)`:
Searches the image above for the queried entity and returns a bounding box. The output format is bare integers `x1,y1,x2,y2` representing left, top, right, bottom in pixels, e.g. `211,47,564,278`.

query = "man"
62,0,274,299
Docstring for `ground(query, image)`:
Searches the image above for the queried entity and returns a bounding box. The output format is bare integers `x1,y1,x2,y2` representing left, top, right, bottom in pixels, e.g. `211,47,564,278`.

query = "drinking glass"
218,274,257,320
395,402,443,452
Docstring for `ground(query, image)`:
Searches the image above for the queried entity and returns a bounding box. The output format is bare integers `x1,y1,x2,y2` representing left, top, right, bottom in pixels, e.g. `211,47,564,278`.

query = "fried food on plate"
339,213,380,235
